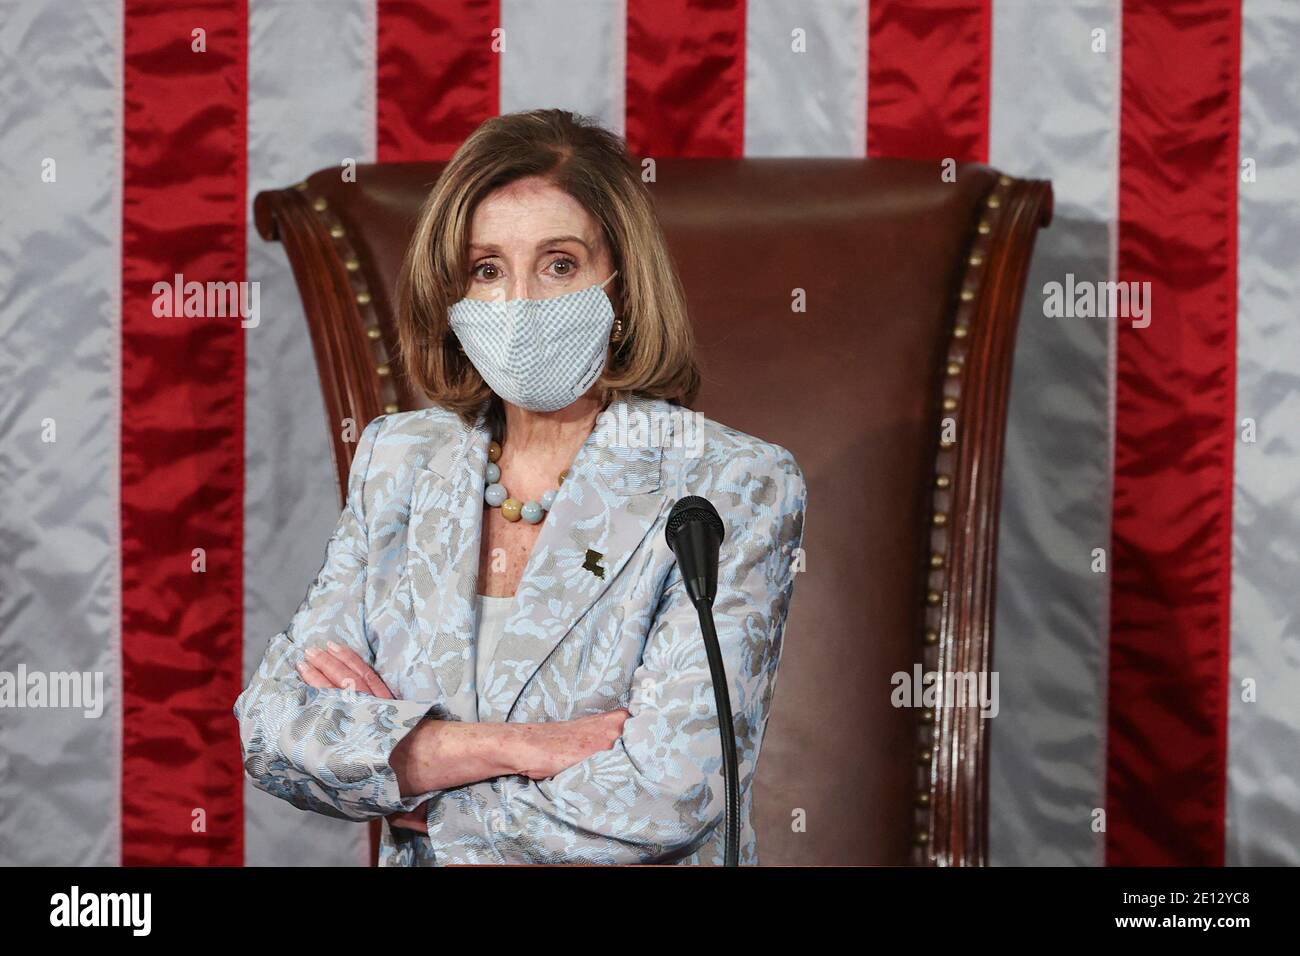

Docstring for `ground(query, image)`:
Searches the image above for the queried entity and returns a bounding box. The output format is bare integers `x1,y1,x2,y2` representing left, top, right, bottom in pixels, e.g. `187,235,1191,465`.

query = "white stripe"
1228,0,1300,866
0,0,123,865
499,0,626,134
244,0,377,867
987,0,1120,866
745,0,867,157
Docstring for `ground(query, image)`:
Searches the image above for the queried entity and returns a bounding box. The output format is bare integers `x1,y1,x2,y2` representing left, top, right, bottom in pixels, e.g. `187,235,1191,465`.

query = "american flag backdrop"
1,0,1297,867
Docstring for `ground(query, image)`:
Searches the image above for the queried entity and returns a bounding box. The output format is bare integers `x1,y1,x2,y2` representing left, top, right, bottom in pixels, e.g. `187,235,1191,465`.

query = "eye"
472,261,502,281
547,256,578,278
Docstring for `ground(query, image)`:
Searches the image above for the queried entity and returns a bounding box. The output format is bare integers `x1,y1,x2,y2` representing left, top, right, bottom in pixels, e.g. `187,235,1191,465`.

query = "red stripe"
625,0,746,157
866,0,990,162
121,0,246,866
1106,0,1241,866
377,0,500,162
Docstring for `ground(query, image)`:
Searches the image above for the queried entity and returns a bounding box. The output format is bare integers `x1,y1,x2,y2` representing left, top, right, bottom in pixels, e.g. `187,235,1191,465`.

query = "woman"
235,109,807,865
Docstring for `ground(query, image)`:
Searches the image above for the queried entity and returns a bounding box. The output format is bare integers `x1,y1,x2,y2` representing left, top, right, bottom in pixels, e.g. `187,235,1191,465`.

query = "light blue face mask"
449,271,618,412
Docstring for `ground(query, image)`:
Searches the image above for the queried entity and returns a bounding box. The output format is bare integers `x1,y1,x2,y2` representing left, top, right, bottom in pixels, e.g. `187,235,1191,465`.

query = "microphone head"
665,495,725,550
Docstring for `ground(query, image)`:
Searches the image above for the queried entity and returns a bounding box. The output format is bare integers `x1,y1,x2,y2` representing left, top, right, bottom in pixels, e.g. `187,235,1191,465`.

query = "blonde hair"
395,109,700,429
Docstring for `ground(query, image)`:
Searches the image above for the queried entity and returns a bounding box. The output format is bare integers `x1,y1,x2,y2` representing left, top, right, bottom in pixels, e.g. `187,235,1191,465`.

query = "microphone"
665,496,725,606
664,495,739,867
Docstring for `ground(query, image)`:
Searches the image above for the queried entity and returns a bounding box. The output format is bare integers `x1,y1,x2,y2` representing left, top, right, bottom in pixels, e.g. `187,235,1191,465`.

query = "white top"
475,593,515,699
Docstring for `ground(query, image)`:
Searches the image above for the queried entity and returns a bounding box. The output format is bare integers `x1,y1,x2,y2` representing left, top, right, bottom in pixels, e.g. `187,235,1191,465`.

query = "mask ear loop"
601,270,624,342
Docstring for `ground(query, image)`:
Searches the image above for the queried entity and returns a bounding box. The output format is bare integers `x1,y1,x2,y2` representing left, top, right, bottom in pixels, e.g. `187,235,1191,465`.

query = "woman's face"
465,175,615,303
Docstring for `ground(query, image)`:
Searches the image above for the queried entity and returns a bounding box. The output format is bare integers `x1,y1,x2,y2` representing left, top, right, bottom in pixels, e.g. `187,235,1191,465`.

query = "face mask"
449,271,619,412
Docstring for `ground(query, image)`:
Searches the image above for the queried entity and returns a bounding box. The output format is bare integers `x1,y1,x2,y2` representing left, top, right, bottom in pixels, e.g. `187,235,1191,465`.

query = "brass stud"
914,830,930,847
935,474,951,490
918,748,932,764
915,792,931,808
356,291,372,306
946,361,962,377
942,396,958,412
933,511,948,527
294,181,309,191
920,708,936,724
345,258,360,272
312,197,328,212
366,327,381,340
330,225,345,239
924,628,939,646
384,403,399,415
987,195,1001,209
960,288,975,302
376,364,390,377
977,220,990,235
926,590,941,606
998,174,1012,186
968,254,983,267
930,553,944,569
953,325,969,340
939,437,955,450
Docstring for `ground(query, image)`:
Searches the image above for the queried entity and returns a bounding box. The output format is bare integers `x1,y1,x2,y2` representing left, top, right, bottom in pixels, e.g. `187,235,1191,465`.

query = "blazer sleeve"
234,415,444,821
423,445,808,863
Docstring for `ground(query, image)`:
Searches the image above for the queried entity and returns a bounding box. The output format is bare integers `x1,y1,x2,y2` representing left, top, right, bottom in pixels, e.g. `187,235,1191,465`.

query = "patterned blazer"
234,392,807,865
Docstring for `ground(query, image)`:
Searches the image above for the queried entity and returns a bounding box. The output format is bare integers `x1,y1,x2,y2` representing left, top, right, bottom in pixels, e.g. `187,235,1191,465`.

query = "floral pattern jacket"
234,392,807,865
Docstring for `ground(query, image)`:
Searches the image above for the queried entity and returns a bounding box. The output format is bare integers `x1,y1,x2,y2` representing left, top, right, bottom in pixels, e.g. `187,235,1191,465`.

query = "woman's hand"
514,709,631,780
296,641,394,698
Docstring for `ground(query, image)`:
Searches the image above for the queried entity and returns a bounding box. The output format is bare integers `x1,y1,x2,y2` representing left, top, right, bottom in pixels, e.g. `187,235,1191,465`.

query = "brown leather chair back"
255,159,1052,865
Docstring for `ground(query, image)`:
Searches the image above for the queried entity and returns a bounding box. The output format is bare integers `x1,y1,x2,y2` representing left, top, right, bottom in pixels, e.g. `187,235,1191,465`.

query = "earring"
611,317,624,342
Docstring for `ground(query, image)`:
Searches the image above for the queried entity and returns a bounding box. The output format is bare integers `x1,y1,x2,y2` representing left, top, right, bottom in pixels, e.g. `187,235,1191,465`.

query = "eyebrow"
469,235,591,254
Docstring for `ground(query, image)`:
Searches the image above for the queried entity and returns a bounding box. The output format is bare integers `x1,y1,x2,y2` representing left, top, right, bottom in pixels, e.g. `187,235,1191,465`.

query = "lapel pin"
583,549,606,580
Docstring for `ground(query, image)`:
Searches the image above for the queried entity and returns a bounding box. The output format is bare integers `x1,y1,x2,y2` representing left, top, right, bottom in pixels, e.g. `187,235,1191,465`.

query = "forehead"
469,176,600,247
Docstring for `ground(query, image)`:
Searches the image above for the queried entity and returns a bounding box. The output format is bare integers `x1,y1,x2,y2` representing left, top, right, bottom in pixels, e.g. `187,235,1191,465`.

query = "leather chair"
255,159,1053,866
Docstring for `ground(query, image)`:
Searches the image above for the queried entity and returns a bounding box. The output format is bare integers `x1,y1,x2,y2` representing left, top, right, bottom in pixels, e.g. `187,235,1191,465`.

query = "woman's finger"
296,659,332,689
325,641,394,699
302,646,363,693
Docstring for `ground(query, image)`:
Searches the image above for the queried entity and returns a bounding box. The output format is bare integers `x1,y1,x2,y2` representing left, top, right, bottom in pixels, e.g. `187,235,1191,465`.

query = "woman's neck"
496,393,605,494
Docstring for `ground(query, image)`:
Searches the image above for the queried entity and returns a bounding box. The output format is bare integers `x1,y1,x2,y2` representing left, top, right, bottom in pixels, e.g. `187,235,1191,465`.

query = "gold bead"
926,590,941,606
356,291,372,306
312,197,327,212
930,553,944,569
558,469,569,485
977,220,990,235
345,258,360,272
366,327,381,340
953,325,968,339
935,474,951,489
488,441,502,463
329,225,344,238
946,361,962,377
501,498,523,522
960,288,975,302
383,403,399,415
942,396,958,411
933,512,948,527
376,364,390,377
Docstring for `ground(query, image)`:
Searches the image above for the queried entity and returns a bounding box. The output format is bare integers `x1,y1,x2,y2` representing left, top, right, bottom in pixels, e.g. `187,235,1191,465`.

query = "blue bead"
484,483,508,507
521,501,544,524
540,489,557,510
486,462,500,484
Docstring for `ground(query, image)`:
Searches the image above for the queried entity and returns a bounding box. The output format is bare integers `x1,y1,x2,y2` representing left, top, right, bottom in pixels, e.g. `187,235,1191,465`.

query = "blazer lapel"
405,407,490,709
479,394,671,722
